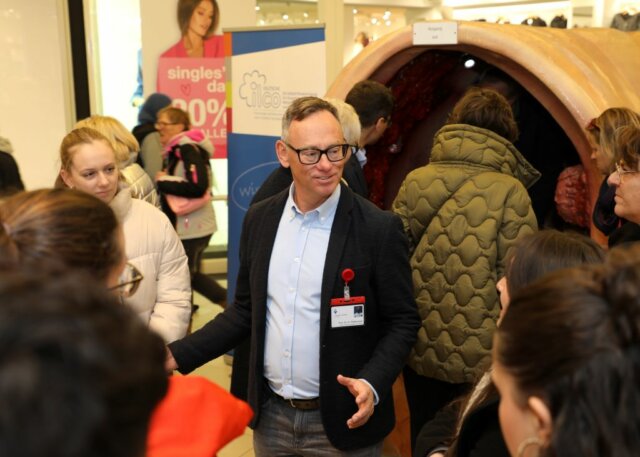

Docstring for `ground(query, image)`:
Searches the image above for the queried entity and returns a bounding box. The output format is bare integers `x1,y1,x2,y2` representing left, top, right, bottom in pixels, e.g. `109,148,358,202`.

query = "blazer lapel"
320,185,353,336
252,191,288,321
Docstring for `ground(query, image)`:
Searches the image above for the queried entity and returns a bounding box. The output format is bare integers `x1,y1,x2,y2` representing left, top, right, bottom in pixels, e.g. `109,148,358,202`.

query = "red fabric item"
554,164,590,228
147,375,253,457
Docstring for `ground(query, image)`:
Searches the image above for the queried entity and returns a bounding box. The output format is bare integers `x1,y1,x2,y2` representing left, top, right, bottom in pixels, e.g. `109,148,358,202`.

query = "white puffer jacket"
110,186,191,343
121,150,160,208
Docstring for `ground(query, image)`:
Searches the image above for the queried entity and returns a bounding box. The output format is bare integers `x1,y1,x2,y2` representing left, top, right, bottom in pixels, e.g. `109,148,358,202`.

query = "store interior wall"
0,0,74,190
2,0,636,220
87,0,141,130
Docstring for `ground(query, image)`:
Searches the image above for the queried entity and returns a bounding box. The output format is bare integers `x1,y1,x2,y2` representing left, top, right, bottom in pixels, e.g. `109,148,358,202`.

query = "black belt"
266,383,320,410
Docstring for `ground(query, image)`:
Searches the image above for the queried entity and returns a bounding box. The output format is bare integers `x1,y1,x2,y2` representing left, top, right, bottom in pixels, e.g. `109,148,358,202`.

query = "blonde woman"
75,115,160,207
59,127,191,343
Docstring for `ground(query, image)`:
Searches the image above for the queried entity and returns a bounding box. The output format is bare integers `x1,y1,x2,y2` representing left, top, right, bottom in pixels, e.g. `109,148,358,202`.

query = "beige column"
318,0,346,92
218,0,257,29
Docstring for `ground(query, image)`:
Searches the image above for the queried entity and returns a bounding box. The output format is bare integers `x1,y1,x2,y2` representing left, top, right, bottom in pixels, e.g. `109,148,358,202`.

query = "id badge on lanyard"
330,268,365,328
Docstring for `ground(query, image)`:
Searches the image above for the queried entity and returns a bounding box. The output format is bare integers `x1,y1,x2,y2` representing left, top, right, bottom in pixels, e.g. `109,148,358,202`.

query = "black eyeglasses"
109,262,144,298
284,142,352,165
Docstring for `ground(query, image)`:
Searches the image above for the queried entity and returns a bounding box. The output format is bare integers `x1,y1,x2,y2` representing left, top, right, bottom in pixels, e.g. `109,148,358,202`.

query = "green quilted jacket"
392,124,540,384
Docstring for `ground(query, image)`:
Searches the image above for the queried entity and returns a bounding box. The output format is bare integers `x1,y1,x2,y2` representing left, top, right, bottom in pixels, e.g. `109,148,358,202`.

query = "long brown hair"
496,245,640,456
445,230,604,456
0,188,122,282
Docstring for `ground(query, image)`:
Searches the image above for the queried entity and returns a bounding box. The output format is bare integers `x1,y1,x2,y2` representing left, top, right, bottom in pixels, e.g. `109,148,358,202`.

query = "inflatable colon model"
327,22,640,241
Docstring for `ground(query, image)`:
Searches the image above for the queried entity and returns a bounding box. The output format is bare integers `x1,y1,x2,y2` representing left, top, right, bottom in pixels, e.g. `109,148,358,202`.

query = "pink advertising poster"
157,57,227,158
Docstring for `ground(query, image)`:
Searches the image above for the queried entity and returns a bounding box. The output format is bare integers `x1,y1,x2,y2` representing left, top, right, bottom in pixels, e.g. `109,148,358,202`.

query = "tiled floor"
191,283,255,457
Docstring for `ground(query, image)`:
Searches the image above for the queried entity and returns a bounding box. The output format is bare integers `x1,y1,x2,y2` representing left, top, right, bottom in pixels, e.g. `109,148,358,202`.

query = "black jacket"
170,184,419,450
0,151,24,196
415,392,508,457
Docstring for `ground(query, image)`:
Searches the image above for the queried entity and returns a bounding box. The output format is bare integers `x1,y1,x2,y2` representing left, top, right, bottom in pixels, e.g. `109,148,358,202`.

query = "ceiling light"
464,58,476,68
371,17,378,25
353,8,358,14
303,12,309,18
282,13,289,20
255,5,260,11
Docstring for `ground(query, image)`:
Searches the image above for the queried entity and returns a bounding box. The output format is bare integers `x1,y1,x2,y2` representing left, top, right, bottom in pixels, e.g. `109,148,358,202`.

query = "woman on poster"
161,0,223,58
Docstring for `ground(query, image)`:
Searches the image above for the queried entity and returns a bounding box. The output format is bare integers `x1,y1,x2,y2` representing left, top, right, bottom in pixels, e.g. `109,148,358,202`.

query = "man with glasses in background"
166,96,419,456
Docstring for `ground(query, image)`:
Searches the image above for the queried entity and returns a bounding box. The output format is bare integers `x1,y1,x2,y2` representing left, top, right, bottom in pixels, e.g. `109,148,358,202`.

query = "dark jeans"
403,365,471,453
181,234,227,305
253,394,383,456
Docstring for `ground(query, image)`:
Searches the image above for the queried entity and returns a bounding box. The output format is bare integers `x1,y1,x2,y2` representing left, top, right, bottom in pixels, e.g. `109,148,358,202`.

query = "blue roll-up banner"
226,26,326,301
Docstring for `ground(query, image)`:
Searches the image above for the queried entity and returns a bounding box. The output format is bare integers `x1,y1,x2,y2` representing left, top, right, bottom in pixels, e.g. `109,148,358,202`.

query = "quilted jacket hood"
431,124,541,190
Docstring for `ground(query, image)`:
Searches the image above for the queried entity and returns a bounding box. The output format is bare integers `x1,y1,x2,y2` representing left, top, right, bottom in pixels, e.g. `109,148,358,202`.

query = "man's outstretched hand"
337,374,374,429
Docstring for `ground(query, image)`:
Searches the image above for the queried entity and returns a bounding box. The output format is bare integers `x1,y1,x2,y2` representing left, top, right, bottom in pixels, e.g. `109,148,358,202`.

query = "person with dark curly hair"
0,269,168,457
415,230,604,457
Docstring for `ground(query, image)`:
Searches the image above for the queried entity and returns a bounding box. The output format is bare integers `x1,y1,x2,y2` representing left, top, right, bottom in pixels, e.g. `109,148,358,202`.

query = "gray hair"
324,98,361,146
281,97,340,141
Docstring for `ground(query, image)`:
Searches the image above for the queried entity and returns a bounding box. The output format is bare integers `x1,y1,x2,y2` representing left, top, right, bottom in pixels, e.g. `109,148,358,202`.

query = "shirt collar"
286,183,341,224
355,147,367,168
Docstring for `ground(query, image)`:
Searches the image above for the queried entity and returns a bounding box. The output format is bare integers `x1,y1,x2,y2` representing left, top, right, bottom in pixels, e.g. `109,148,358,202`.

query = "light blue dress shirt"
264,184,341,400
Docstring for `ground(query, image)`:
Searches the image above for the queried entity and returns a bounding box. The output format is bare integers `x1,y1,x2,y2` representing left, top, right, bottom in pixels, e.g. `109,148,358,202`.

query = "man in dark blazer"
167,97,418,455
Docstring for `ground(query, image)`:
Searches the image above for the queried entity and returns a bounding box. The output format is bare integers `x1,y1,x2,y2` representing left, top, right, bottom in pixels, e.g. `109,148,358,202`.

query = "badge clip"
341,268,355,300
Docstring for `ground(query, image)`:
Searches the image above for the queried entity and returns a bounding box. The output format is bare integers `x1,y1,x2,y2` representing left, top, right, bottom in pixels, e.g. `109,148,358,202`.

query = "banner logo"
239,70,282,109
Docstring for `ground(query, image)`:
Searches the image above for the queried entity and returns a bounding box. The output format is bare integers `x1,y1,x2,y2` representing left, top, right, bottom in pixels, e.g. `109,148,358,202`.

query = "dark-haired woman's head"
496,230,604,323
0,269,168,457
0,188,124,285
493,244,640,457
448,87,519,142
